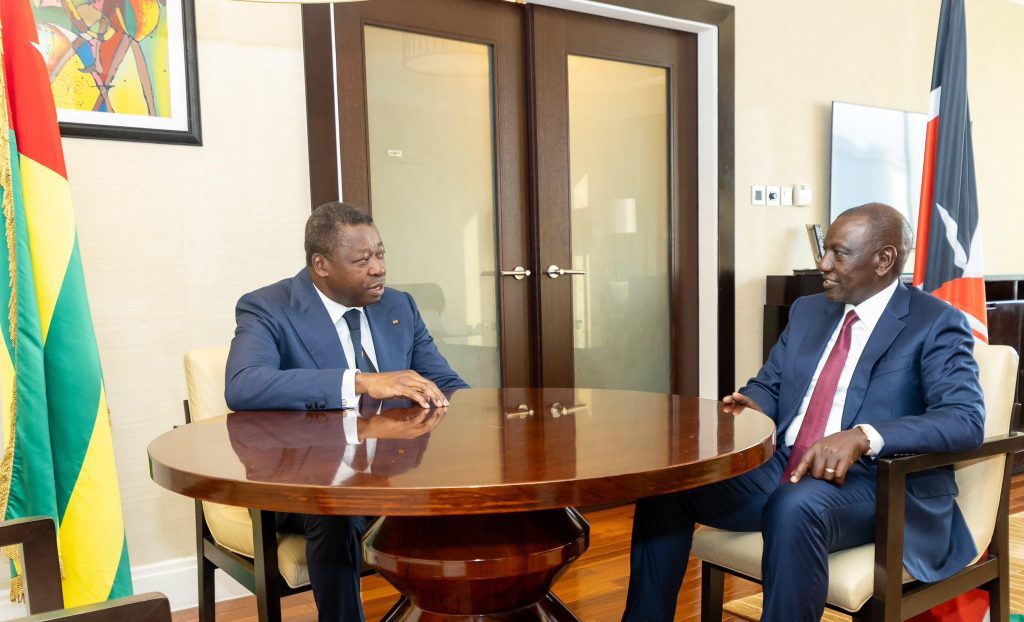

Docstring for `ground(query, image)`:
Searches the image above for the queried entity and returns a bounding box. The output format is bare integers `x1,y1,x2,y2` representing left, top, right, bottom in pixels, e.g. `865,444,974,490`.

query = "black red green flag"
909,0,988,620
912,0,988,343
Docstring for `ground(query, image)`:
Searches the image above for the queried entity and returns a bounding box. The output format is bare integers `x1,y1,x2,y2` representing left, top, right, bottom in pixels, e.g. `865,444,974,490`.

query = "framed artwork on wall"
31,0,202,145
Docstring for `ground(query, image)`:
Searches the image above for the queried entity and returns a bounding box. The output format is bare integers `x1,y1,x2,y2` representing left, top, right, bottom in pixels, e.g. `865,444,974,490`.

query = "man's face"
314,224,387,307
818,214,885,306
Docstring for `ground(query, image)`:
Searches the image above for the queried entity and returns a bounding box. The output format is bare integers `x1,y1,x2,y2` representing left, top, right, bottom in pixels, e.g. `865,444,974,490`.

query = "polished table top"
149,387,776,516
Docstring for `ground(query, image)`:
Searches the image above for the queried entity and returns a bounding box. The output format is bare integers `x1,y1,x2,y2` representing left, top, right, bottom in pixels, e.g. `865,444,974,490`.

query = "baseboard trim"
131,556,253,611
0,556,253,614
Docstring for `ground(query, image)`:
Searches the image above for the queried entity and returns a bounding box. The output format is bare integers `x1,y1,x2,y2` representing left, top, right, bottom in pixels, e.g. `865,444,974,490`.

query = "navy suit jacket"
225,269,468,412
741,282,985,582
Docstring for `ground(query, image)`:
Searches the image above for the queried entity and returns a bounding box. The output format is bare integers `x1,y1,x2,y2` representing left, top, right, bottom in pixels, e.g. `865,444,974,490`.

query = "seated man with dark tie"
225,201,468,622
622,203,985,622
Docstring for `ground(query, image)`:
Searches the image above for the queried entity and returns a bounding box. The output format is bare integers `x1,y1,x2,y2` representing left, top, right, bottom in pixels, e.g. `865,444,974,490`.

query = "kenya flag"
912,0,987,343
910,0,988,620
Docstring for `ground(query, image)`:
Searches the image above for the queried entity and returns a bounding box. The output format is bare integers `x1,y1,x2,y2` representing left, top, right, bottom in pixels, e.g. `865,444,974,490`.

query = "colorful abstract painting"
30,0,201,144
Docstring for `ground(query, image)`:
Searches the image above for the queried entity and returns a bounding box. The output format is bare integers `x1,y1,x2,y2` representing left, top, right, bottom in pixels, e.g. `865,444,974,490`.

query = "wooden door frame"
302,0,737,397
530,5,698,394
302,0,535,387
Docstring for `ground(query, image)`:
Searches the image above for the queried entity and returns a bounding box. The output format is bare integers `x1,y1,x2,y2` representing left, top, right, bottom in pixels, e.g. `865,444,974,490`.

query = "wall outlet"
795,184,812,206
766,186,780,206
751,185,766,206
781,186,794,206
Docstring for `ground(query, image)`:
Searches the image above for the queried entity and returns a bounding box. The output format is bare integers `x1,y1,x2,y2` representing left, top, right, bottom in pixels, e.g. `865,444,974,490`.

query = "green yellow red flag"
0,0,132,605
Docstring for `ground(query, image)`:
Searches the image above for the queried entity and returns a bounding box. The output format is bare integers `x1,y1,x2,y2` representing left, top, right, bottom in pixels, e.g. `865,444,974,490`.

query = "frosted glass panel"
364,26,500,387
568,56,670,393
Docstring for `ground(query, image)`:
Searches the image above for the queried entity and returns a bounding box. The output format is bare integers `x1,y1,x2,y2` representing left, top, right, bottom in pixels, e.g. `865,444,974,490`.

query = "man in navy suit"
622,203,984,622
225,201,468,622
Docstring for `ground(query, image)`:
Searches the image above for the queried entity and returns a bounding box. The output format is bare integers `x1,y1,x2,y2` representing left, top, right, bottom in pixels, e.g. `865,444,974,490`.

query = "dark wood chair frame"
701,407,1023,622
184,400,313,622
0,515,170,621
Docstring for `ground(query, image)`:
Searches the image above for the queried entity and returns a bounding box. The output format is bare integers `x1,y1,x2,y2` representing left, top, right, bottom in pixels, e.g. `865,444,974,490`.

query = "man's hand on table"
788,428,871,486
722,392,762,415
355,370,448,408
357,407,447,441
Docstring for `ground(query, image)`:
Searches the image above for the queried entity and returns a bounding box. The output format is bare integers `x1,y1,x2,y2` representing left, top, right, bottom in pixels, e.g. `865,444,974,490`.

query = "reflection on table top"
149,387,775,516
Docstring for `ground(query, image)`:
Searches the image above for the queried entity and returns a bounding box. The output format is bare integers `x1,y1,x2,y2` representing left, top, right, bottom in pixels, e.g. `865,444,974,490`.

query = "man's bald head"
835,203,913,277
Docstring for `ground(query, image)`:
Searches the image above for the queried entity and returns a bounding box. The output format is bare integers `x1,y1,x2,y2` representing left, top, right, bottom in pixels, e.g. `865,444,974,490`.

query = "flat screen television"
829,101,927,243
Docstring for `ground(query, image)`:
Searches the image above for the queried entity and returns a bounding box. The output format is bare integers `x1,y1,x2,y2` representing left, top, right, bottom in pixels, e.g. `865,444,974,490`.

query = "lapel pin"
392,319,399,325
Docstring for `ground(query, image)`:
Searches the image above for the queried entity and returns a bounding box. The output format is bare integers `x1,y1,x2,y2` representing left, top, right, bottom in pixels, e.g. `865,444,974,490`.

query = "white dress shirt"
312,286,380,481
782,279,900,456
313,285,381,409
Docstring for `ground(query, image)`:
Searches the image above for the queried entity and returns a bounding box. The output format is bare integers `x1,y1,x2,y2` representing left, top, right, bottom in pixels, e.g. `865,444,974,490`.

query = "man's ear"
875,245,898,276
310,253,330,278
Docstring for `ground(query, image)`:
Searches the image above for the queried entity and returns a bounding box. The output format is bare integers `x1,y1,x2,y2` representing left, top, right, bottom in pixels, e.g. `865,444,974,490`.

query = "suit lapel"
780,300,844,432
283,270,348,370
366,295,397,372
841,283,909,428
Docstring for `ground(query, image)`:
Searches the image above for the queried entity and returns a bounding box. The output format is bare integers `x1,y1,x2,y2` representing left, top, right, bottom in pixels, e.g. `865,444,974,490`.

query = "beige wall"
727,0,1024,384
66,1,310,566
59,0,1024,571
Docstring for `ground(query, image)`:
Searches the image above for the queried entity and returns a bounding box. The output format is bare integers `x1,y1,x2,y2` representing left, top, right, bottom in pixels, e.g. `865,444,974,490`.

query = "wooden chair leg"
985,454,1013,622
700,562,725,622
252,510,283,622
195,502,215,622
851,601,881,622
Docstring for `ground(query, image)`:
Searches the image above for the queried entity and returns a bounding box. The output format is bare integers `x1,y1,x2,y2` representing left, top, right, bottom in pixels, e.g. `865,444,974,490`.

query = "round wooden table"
149,387,775,621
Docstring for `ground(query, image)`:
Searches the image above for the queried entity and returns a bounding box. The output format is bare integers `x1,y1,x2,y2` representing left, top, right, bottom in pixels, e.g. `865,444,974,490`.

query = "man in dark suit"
622,203,985,622
225,201,468,622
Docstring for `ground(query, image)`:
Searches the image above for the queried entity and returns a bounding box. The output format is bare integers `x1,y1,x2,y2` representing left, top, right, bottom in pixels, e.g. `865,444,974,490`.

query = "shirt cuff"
342,410,362,445
341,369,359,409
856,423,884,457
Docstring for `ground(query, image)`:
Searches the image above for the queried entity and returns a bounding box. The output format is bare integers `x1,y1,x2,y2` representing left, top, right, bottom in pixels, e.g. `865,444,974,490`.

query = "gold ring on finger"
824,467,836,474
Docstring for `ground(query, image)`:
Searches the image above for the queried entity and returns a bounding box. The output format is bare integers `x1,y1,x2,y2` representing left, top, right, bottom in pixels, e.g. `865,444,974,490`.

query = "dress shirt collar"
844,278,899,333
313,284,363,325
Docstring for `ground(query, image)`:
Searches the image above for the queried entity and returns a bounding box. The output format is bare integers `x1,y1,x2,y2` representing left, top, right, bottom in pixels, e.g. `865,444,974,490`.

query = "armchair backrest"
955,342,1019,557
184,346,232,422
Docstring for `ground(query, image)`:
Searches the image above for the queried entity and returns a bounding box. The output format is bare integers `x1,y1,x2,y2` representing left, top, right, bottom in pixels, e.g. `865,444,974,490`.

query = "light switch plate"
751,185,766,206
766,186,780,206
781,186,794,206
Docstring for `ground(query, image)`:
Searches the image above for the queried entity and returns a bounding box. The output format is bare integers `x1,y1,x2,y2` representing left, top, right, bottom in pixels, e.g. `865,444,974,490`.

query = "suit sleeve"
225,293,345,411
738,297,807,422
870,307,985,457
404,292,470,391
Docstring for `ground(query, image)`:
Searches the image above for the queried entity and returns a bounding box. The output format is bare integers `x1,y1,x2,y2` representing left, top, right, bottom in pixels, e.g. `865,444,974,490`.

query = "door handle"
499,266,532,280
545,264,586,279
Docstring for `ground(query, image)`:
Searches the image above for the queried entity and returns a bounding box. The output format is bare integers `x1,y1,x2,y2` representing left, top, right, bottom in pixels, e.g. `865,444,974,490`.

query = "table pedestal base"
381,593,578,621
364,508,590,620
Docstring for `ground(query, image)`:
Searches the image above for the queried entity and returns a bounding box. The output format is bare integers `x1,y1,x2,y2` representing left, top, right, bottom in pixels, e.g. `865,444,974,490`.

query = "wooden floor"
171,474,1024,622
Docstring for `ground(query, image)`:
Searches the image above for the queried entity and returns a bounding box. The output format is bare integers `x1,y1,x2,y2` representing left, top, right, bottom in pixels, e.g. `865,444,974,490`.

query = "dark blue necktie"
343,308,378,373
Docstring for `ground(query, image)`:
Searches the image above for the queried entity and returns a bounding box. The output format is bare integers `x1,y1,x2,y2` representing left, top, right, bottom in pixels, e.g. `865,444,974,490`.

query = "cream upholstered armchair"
183,347,310,622
692,342,1022,621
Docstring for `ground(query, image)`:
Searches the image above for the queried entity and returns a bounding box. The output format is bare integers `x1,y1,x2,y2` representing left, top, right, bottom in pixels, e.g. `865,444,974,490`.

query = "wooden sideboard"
763,274,1024,438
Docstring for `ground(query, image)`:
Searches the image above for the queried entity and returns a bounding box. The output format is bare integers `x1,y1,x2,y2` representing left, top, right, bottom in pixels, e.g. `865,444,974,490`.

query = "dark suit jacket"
225,269,468,411
741,282,985,582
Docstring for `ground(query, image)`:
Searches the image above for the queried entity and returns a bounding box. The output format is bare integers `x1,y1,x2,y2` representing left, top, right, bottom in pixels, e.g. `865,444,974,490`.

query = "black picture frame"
36,0,202,146
805,224,826,264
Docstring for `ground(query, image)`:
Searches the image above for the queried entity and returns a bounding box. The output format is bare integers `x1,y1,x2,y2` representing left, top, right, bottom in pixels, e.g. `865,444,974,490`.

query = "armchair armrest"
871,425,1024,620
0,517,63,614
19,593,171,622
878,434,1024,477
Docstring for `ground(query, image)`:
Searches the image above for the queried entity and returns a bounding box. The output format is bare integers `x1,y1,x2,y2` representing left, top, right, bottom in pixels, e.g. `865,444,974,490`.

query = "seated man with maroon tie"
622,203,985,622
225,201,468,622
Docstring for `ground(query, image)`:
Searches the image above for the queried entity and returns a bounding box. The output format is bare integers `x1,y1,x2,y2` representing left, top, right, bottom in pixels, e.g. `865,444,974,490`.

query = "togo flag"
912,0,988,343
0,0,132,606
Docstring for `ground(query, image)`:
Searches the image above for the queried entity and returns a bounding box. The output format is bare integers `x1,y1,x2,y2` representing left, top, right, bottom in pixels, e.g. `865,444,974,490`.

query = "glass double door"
326,0,698,393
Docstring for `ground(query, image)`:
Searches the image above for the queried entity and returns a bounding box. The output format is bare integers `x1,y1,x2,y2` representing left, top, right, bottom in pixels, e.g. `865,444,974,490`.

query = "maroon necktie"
782,310,860,484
